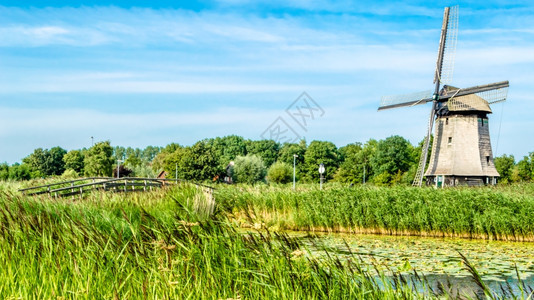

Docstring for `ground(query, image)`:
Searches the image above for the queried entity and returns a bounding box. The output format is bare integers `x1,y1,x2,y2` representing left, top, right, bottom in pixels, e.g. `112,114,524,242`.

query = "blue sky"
1,1,533,164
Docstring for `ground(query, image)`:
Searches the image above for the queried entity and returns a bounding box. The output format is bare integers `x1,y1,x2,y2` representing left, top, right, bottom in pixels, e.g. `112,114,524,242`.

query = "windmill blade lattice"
445,86,508,111
438,5,459,86
378,90,433,110
483,87,509,105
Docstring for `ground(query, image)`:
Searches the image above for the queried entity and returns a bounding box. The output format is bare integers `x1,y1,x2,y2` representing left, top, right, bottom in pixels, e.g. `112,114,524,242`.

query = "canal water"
287,231,534,297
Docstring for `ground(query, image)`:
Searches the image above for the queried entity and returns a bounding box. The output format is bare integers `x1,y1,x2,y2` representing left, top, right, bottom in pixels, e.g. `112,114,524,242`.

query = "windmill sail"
440,81,509,101
378,90,433,111
438,5,459,86
479,86,509,105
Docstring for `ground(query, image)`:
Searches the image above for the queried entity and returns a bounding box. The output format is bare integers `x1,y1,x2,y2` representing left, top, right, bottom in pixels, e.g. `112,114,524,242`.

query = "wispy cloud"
0,4,533,163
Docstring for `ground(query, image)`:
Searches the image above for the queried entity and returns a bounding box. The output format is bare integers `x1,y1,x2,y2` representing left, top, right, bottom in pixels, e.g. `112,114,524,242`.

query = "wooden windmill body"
378,6,509,187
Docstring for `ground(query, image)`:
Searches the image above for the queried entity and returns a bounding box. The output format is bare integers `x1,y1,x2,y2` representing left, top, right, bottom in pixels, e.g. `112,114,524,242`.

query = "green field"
1,181,533,298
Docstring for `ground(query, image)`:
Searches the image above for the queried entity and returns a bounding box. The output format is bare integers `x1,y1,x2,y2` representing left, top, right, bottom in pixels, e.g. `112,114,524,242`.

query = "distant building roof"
157,171,167,179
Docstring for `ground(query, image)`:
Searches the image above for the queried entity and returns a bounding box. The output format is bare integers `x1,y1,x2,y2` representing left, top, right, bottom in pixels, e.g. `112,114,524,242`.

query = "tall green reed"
0,184,428,299
215,183,534,240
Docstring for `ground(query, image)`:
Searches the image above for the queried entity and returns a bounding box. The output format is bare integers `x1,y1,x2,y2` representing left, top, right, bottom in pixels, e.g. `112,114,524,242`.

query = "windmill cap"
446,93,492,113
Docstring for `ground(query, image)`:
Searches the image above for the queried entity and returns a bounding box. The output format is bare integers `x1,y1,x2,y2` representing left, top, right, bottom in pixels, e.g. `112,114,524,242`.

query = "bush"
8,164,31,181
61,169,79,179
231,155,266,184
267,162,293,184
373,171,392,186
0,163,9,180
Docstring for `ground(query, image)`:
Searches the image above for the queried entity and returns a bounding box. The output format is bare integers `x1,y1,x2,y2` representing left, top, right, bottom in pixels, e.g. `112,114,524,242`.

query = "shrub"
231,155,266,184
61,169,79,179
267,162,293,184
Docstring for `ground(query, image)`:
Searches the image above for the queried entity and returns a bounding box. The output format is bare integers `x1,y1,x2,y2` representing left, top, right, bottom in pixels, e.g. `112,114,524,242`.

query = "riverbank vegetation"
216,183,534,241
0,185,428,299
1,182,533,298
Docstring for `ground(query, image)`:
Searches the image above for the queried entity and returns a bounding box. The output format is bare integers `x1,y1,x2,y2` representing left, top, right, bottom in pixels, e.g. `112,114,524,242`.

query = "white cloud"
0,4,533,163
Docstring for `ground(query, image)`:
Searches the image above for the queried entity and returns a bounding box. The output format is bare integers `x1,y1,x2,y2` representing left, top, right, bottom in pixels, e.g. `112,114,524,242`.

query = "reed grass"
0,184,426,299
215,183,534,241
2,181,533,298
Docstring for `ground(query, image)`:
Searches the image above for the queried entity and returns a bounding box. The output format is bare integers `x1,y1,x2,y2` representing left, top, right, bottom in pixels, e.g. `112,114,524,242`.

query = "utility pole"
117,159,123,178
293,154,298,190
175,162,178,181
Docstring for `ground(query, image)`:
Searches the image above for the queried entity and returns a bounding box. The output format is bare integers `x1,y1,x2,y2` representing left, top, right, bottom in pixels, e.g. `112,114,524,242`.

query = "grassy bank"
215,183,534,241
0,185,431,299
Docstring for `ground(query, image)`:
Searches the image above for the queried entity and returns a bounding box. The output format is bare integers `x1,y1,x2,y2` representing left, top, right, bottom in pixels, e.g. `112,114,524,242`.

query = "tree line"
1,135,533,185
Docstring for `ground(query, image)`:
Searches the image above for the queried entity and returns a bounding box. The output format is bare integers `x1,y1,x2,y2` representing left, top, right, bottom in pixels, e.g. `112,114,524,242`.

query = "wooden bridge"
19,177,214,198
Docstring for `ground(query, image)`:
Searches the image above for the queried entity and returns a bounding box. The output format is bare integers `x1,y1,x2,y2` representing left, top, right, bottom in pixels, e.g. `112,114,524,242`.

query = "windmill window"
448,137,452,145
446,118,449,125
486,156,490,164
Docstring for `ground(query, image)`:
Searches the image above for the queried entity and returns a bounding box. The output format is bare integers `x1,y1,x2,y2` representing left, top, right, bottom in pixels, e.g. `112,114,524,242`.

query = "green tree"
513,153,533,182
334,140,379,184
245,139,280,167
22,148,47,177
84,141,114,177
113,146,126,161
267,161,293,184
125,154,142,168
22,147,66,177
63,150,85,174
371,136,414,184
141,146,161,162
152,143,182,173
358,139,378,183
130,164,156,178
373,171,392,186
8,163,31,180
494,154,515,184
278,140,306,166
47,146,67,176
303,141,339,182
164,140,222,181
231,154,266,184
183,140,222,181
334,143,363,183
0,163,9,180
163,147,187,179
209,135,247,169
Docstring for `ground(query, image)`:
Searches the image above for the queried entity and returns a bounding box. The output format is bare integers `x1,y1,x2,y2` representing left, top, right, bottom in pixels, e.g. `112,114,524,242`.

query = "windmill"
378,5,509,187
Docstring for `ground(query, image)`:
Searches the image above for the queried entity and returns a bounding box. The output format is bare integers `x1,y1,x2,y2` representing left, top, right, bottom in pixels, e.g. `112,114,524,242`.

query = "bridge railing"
19,177,113,194
19,177,215,198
